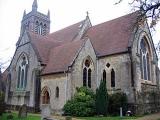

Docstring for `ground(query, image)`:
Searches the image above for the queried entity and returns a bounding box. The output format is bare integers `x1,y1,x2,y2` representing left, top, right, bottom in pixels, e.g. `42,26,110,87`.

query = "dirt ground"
136,112,160,120
52,112,160,120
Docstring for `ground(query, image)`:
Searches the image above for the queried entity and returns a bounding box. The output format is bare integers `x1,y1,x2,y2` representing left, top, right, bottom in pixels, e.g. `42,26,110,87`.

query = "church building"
4,0,160,114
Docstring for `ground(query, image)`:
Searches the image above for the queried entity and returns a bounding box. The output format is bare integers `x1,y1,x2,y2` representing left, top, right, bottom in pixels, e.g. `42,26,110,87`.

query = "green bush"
95,79,108,116
0,91,5,116
7,114,14,120
108,92,128,116
63,87,95,117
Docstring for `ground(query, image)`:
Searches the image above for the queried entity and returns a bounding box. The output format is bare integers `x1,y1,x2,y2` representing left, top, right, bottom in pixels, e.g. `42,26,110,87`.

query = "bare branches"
0,59,11,71
116,0,160,27
114,0,123,5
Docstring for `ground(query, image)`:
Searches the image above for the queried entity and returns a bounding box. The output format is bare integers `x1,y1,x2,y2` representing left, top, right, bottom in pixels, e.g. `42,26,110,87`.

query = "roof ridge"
49,20,84,35
92,11,139,28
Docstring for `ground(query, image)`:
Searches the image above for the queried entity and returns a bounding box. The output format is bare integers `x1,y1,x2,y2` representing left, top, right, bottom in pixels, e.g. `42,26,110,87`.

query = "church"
4,0,160,114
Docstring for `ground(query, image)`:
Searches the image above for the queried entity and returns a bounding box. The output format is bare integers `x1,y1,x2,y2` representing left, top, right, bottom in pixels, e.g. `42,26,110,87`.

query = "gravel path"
136,112,160,120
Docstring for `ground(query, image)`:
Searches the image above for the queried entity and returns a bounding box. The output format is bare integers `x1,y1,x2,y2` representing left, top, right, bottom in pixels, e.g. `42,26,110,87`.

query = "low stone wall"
134,90,160,115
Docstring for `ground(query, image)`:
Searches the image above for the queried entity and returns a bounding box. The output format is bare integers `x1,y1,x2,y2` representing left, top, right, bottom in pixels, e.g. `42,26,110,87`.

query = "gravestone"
41,104,52,120
18,104,27,118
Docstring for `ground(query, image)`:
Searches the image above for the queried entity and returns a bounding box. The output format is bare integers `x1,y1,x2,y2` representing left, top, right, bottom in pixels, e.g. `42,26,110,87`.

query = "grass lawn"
77,116,138,120
0,112,139,120
0,112,41,120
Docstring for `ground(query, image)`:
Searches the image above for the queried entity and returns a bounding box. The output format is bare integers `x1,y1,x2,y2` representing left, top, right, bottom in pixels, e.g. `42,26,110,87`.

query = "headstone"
18,104,27,118
41,104,52,120
120,107,123,117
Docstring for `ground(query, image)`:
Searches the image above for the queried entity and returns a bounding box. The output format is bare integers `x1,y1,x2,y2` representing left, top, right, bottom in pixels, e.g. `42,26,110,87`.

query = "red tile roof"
29,32,62,64
28,21,83,65
43,40,84,75
28,11,139,74
48,21,83,43
86,11,139,57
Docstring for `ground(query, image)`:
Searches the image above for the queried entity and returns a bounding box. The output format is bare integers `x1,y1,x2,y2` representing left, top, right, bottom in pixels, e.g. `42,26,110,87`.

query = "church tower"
20,0,50,36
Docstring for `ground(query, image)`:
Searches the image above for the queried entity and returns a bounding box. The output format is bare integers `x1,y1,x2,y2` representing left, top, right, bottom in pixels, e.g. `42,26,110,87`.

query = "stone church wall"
71,39,97,96
97,53,135,103
6,33,40,111
129,21,160,114
70,39,135,103
41,73,68,114
131,21,158,92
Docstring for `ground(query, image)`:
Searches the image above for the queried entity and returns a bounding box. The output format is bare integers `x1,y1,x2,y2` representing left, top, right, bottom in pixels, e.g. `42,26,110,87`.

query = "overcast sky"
0,0,159,71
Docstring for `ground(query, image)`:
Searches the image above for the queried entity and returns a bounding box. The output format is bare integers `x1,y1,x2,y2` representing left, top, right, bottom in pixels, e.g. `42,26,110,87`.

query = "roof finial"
47,10,50,18
32,0,38,11
86,11,89,17
23,10,26,18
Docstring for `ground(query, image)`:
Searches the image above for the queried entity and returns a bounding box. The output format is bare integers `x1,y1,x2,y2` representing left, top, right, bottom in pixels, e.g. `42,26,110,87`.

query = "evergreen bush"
95,79,108,116
0,91,5,116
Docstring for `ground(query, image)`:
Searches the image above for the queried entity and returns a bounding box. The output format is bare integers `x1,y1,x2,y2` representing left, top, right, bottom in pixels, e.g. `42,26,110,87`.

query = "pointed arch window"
147,53,150,80
17,66,21,88
88,69,91,88
111,69,115,87
17,54,28,89
140,38,151,80
43,24,47,35
56,86,59,98
103,70,106,82
35,21,39,34
35,21,46,35
38,22,43,35
83,59,93,88
83,68,87,86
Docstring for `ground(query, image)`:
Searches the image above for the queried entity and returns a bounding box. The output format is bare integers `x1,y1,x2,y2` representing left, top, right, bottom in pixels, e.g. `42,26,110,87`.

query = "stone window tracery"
35,21,46,35
106,63,110,68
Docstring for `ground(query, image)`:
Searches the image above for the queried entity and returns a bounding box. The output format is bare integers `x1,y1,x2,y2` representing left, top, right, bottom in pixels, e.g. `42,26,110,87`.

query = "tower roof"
32,0,38,11
20,0,50,36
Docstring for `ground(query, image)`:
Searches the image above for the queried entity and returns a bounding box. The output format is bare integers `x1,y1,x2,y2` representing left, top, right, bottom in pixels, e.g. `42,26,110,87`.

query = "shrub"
108,92,127,115
0,91,5,116
7,114,13,120
95,79,108,116
63,87,95,117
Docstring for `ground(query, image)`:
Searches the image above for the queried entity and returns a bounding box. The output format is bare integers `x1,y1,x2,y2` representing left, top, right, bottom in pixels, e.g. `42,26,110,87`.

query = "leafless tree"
116,0,160,27
0,60,9,70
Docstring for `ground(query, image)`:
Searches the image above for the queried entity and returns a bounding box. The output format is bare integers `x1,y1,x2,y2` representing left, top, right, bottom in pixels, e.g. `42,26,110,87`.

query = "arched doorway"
41,86,50,104
41,86,51,119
